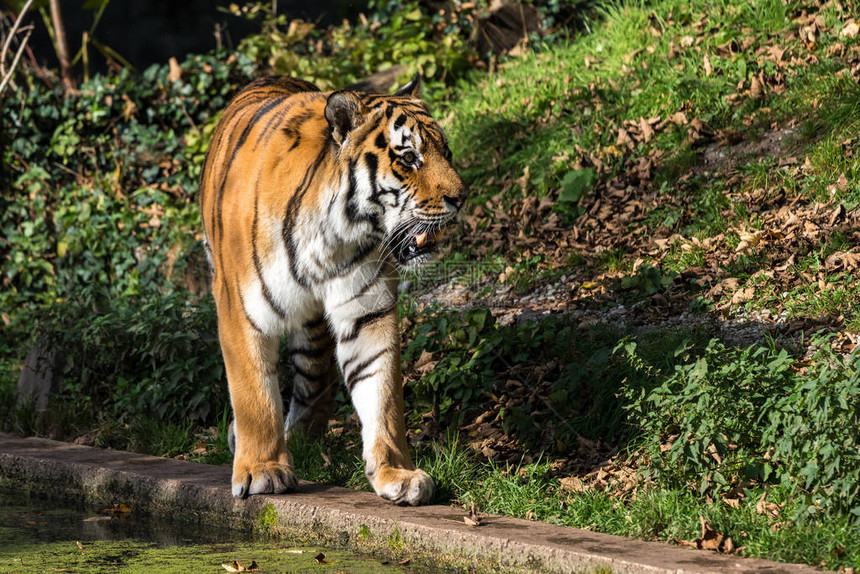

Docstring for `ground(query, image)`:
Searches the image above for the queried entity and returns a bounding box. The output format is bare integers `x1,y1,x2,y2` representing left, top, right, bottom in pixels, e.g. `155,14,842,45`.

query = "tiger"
198,73,465,506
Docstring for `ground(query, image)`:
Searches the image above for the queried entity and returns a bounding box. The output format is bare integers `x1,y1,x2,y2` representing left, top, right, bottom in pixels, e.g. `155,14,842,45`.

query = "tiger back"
198,74,465,505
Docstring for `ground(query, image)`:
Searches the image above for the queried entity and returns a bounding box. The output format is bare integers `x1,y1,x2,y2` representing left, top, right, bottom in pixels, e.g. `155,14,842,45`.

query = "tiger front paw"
232,459,298,499
370,466,435,506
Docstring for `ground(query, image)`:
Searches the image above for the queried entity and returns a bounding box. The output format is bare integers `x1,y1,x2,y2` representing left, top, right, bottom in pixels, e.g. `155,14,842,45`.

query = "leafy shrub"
621,336,860,520
36,289,227,424
0,51,256,354
228,0,475,94
403,307,671,449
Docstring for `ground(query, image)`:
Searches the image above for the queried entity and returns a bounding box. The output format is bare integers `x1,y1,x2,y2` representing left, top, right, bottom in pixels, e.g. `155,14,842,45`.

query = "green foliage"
1,51,256,342
620,336,860,520
404,307,499,424
404,309,691,450
619,264,676,298
34,289,226,425
228,0,475,92
555,168,596,219
257,503,279,533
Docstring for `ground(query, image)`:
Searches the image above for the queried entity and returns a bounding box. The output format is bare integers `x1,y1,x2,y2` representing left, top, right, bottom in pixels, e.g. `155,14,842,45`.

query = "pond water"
0,491,439,573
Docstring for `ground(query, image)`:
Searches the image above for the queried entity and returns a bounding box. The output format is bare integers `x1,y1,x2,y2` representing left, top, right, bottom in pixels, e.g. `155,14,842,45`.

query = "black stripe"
303,316,327,330
291,390,310,408
252,187,288,318
255,100,298,146
375,132,387,149
293,363,326,382
343,265,384,304
282,147,329,288
365,152,381,200
393,113,407,130
308,330,332,344
291,344,333,359
324,241,377,280
347,370,378,391
215,96,287,243
211,99,285,299
292,378,332,407
340,302,397,343
343,347,388,383
236,278,265,335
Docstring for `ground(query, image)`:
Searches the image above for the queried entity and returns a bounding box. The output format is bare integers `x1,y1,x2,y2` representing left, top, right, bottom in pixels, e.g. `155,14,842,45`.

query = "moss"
387,523,404,551
256,503,278,534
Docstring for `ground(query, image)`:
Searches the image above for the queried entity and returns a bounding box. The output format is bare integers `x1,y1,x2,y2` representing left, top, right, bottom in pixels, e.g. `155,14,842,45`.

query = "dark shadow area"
18,0,365,74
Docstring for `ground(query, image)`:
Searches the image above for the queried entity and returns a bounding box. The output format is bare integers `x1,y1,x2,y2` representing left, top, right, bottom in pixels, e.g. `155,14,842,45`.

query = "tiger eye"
401,151,417,165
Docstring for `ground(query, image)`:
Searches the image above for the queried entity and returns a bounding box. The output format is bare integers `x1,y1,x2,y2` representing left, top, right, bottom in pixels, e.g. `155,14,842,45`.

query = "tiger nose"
443,193,464,211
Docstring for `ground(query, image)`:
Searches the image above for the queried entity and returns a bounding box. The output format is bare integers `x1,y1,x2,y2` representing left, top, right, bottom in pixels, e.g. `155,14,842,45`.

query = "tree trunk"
49,0,75,92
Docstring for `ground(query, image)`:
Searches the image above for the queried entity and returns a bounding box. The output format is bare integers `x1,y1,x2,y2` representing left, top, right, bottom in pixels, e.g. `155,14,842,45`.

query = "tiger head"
325,74,466,267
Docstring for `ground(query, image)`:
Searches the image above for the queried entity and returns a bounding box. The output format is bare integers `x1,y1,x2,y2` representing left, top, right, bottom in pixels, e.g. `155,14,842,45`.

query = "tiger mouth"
393,226,447,265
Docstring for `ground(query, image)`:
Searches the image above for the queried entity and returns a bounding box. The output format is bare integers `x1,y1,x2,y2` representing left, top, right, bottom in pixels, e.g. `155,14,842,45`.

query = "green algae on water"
0,492,437,574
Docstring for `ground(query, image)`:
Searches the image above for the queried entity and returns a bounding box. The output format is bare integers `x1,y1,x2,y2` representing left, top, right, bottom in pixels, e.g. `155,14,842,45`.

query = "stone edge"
0,434,821,574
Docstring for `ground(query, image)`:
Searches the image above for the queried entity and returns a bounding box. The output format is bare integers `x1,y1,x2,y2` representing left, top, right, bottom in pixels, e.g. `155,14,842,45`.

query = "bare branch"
0,0,36,95
1,0,36,76
49,0,76,92
0,27,32,95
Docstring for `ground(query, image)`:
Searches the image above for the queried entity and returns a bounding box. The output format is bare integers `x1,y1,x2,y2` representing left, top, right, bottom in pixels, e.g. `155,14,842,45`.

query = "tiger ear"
394,72,421,98
325,91,367,146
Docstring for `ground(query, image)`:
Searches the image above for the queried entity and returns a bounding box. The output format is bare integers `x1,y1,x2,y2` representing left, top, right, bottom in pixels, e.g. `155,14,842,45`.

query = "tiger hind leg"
284,318,338,441
218,312,297,498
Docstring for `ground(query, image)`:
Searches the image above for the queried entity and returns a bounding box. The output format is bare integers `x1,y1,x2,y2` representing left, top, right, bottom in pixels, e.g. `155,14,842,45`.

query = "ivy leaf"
556,168,596,211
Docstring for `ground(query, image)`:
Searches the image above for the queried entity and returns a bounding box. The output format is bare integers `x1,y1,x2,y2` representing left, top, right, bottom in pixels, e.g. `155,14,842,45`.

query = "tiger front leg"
218,314,298,498
329,290,434,506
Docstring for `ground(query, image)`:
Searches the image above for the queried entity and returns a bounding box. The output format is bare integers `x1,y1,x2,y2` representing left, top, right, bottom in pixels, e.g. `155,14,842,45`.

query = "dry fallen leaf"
464,500,484,527
559,476,585,493
825,251,860,271
698,516,722,551
98,503,131,518
168,56,183,83
413,350,437,375
840,20,859,38
735,229,763,253
76,541,84,555
731,286,755,305
221,561,258,573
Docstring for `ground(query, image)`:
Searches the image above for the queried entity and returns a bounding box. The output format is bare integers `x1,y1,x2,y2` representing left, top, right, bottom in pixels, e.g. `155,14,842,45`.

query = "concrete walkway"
0,434,819,573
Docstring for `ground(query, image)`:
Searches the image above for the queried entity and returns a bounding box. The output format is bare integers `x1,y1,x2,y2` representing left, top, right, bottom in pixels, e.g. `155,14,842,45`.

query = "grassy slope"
407,0,860,568
446,0,859,328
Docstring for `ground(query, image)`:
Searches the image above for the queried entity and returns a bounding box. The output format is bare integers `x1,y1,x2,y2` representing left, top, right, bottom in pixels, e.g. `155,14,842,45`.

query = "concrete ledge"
0,434,818,573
